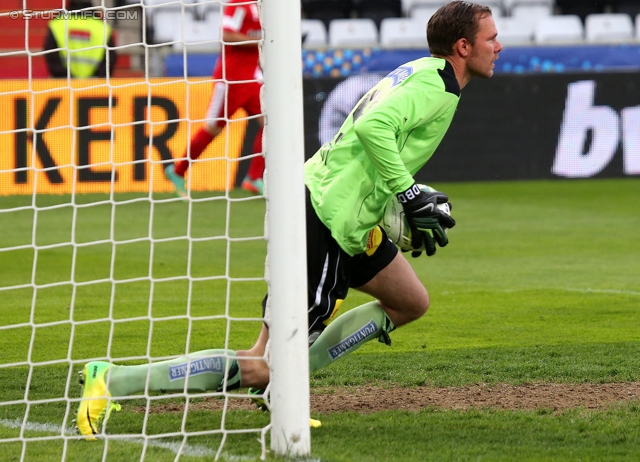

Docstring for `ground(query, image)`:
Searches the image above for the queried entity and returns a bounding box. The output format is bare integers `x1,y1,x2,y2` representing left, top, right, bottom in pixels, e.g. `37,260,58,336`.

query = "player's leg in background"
241,81,265,195
165,81,227,198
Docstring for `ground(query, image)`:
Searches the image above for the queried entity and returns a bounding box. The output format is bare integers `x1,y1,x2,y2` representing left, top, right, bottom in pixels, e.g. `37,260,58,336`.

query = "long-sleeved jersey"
305,57,461,256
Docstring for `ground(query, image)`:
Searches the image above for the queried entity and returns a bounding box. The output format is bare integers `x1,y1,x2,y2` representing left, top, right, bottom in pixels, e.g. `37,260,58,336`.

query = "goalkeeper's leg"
308,244,429,372
76,349,242,439
354,250,430,328
107,349,242,396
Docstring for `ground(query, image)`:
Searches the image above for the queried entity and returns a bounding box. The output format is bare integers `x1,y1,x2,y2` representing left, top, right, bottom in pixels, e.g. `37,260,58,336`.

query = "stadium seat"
493,16,534,45
585,13,634,43
534,15,584,44
142,0,190,5
328,18,379,47
140,0,198,44
353,0,402,30
504,0,553,15
172,11,221,51
410,5,441,26
301,19,328,48
482,0,504,17
510,3,553,30
197,0,223,19
403,0,447,17
380,17,427,48
302,0,353,31
147,4,189,45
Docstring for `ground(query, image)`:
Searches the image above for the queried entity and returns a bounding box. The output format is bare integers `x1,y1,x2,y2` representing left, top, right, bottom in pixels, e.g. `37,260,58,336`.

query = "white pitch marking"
0,418,245,459
563,288,640,296
441,288,640,296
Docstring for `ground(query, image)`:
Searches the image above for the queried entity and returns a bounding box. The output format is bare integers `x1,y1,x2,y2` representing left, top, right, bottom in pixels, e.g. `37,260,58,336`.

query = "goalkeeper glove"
397,183,456,252
402,230,436,258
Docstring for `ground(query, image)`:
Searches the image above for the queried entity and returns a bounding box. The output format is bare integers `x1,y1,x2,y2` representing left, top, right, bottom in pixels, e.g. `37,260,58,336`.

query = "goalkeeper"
75,0,502,438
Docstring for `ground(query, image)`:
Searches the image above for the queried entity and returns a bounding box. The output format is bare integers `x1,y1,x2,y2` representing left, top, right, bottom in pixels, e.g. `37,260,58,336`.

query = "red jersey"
213,0,262,81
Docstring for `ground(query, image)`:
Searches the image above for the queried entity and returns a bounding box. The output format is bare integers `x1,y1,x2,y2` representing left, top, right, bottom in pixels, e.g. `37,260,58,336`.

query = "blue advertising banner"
165,44,640,78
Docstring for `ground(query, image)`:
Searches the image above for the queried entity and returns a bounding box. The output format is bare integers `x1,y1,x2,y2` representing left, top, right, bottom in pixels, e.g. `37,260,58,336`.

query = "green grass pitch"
0,178,639,461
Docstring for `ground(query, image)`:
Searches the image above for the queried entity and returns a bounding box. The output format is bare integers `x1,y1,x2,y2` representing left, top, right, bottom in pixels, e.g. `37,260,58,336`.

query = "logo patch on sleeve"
386,65,413,87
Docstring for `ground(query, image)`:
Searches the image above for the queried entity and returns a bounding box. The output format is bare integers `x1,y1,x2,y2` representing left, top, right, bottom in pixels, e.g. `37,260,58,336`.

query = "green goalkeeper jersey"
305,57,461,256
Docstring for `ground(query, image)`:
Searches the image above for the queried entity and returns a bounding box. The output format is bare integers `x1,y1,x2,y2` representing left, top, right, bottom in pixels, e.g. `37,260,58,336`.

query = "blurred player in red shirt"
165,0,265,197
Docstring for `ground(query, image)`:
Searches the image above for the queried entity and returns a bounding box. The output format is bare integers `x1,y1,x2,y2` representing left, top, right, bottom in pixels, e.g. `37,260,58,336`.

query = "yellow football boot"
249,388,321,428
76,361,120,440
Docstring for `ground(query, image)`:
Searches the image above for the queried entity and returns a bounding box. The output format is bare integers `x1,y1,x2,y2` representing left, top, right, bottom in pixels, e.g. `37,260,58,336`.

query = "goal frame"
261,0,311,456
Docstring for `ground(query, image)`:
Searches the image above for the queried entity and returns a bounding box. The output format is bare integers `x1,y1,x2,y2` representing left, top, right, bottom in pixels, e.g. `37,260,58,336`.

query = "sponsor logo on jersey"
327,319,378,360
168,357,224,381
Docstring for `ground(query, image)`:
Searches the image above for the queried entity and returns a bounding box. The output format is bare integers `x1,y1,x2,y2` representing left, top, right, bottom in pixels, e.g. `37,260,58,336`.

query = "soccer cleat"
164,164,188,199
248,387,270,412
76,361,121,440
309,418,322,428
241,176,264,195
248,388,321,427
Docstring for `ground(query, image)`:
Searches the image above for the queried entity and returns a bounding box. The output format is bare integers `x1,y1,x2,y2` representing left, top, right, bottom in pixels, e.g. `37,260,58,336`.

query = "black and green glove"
397,183,456,256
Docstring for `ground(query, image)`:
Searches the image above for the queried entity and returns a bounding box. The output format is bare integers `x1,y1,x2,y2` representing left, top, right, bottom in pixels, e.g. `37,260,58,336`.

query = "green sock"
106,349,241,397
308,301,395,373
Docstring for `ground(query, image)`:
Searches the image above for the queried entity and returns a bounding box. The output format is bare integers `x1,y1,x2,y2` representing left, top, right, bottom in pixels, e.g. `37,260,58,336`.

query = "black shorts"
262,189,398,344
304,189,397,344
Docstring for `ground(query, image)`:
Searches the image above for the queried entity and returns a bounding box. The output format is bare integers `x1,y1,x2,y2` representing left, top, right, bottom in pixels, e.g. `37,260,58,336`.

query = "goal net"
0,0,309,460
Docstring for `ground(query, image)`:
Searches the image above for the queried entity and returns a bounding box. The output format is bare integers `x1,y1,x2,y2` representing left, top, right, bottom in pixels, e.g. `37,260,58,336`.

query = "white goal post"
0,0,311,459
262,0,312,456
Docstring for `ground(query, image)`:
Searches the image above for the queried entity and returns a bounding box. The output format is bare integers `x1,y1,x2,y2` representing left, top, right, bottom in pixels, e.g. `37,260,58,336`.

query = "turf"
0,178,639,461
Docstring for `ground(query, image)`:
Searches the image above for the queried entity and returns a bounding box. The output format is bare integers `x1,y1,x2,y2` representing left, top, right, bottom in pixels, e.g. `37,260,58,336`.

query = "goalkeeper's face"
467,14,502,79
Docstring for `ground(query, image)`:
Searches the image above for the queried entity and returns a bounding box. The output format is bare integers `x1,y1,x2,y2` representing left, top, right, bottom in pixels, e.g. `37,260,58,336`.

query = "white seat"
148,4,186,44
511,3,553,30
197,0,222,19
503,0,553,15
301,19,328,48
143,0,188,5
585,13,634,43
328,18,378,47
145,0,200,45
173,11,221,51
637,14,640,40
380,18,427,48
481,0,504,17
402,0,446,16
534,15,584,44
494,16,533,45
410,5,441,26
